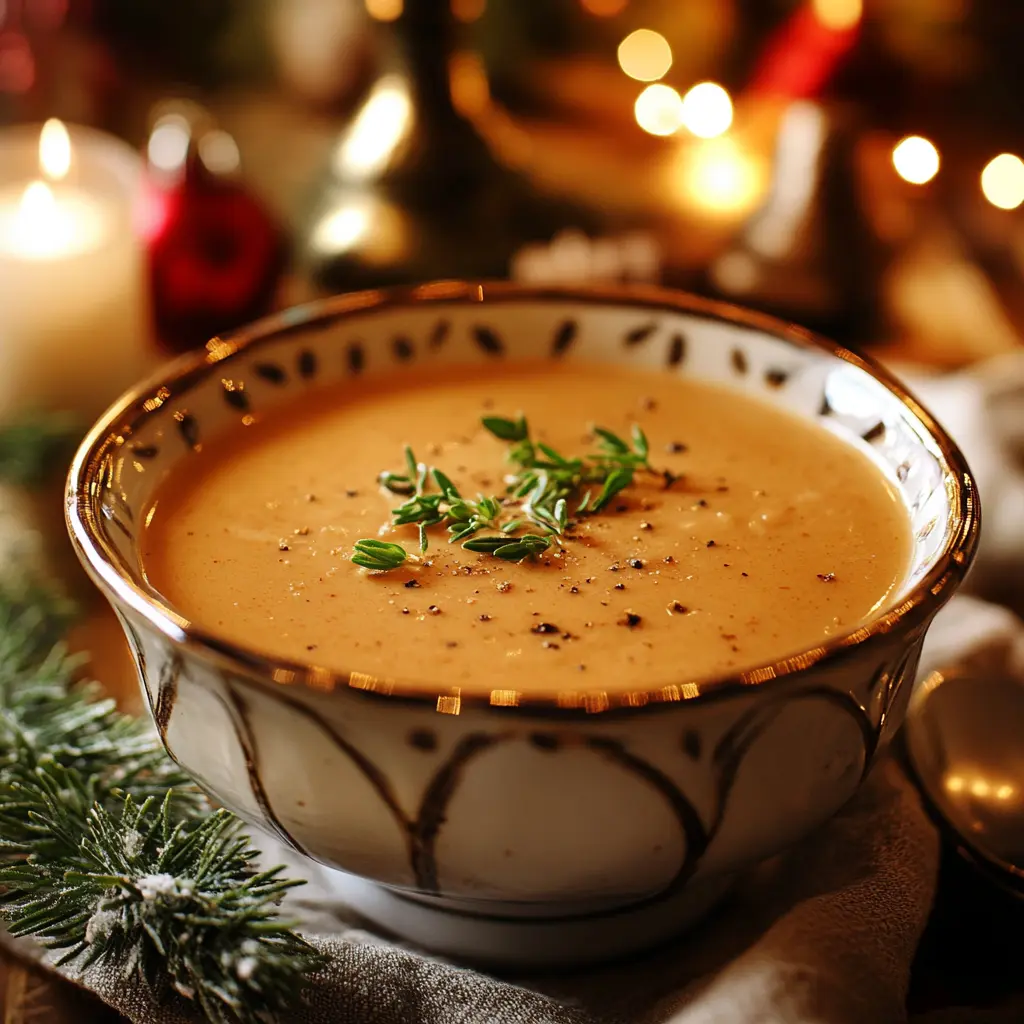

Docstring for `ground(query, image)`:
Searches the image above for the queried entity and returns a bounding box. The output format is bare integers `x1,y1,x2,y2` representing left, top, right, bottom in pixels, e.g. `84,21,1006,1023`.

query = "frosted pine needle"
0,584,322,1024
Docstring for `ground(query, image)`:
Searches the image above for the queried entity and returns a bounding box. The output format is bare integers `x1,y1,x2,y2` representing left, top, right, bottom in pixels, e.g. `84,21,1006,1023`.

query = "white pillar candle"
0,121,151,423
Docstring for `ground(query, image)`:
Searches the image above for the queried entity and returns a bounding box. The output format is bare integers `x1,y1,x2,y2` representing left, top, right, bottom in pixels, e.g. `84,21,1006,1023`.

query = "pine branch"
0,583,322,1023
0,413,82,487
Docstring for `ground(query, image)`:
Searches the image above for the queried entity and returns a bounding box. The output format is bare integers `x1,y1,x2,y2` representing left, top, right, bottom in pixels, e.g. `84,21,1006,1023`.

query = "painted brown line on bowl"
347,342,365,374
213,679,709,902
174,411,199,450
221,381,250,412
428,319,450,349
153,652,182,738
222,685,313,858
623,321,657,346
472,326,503,355
586,736,709,892
387,685,881,926
667,333,686,367
550,319,578,357
254,362,288,385
217,684,715,908
224,677,431,888
297,349,317,379
411,732,504,893
116,620,199,790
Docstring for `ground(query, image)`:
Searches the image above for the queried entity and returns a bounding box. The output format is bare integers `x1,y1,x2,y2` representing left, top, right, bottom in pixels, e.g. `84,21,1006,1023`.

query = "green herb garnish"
352,539,410,570
352,415,658,571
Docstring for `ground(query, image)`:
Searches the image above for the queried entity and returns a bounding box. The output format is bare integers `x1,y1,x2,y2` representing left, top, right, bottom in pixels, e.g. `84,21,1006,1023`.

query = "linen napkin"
10,352,1024,1023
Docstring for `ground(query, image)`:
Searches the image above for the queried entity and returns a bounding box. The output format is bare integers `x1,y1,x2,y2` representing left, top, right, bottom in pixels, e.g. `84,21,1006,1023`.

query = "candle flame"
39,118,71,181
13,180,73,257
20,180,57,221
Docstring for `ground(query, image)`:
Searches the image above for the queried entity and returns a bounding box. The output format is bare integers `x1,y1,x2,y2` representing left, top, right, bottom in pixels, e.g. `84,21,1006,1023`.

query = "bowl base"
324,872,735,969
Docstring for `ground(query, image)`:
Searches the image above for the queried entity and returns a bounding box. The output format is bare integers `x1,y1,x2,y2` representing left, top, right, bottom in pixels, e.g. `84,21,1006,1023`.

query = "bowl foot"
325,872,735,969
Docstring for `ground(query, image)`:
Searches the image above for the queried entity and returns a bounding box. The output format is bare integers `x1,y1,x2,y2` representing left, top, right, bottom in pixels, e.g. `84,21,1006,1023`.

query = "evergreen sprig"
351,414,657,572
0,413,82,486
0,585,322,1023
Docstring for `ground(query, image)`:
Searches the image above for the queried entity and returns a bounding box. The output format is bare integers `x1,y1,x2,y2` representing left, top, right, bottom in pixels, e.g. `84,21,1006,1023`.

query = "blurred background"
3,0,1024,386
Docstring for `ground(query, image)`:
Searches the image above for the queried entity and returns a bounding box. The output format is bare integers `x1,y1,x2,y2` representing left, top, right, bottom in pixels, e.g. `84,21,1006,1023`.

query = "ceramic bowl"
66,282,979,967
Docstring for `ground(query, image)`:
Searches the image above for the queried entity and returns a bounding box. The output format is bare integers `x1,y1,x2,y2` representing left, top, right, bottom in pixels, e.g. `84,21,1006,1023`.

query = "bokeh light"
336,76,411,179
981,153,1024,210
679,82,733,139
618,29,672,82
891,136,940,185
945,774,1017,801
365,0,403,21
678,137,766,216
199,130,241,176
148,116,191,174
581,0,628,15
25,0,69,30
811,0,862,32
452,0,485,22
634,84,684,137
0,33,34,94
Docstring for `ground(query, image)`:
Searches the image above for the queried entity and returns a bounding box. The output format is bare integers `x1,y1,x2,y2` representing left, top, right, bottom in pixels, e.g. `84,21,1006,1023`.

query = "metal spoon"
904,667,1024,896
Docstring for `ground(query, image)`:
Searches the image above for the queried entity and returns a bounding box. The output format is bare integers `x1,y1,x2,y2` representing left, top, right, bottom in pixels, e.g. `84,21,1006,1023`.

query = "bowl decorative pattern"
67,283,978,956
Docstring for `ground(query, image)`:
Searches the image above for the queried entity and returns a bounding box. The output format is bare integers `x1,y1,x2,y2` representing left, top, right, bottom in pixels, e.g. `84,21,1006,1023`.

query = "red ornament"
142,142,284,355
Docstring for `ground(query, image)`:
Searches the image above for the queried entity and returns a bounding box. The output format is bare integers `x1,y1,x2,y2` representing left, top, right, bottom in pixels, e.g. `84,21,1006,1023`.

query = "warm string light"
451,0,485,22
147,114,191,174
365,0,402,21
811,0,862,32
677,137,766,217
634,84,684,136
198,130,240,176
945,774,1016,801
617,28,672,82
581,0,628,14
679,82,733,139
981,153,1024,210
891,135,940,185
616,25,734,143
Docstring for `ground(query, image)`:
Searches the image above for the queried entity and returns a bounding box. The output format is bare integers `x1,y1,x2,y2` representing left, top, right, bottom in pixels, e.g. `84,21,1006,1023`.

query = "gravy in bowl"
142,362,910,693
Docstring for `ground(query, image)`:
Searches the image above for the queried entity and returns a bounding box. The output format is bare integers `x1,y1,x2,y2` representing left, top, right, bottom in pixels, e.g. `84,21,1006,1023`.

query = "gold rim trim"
66,281,980,715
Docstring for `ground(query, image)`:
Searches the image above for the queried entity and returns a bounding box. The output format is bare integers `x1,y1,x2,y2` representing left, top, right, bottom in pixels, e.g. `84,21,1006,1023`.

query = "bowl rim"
66,280,981,716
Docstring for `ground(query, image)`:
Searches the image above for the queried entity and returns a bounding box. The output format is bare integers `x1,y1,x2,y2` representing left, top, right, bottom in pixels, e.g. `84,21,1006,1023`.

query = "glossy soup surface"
143,362,911,694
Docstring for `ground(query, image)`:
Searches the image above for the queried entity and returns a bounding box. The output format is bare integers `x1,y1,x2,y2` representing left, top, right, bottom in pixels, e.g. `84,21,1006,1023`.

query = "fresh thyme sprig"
352,539,409,571
352,414,659,572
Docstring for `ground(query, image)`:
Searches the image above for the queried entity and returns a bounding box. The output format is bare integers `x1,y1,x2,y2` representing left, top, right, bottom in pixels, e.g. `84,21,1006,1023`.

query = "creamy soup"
142,362,911,694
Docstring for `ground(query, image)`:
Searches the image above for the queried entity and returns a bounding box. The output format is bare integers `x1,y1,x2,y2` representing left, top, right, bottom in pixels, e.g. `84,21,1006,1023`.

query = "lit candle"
0,120,150,422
